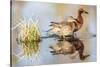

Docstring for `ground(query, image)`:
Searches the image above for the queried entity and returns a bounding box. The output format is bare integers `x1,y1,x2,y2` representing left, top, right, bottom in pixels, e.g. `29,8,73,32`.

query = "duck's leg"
58,35,63,41
72,32,78,39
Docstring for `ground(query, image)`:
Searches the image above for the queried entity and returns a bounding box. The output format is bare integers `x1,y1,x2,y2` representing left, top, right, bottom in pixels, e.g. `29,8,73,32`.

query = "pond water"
12,35,96,66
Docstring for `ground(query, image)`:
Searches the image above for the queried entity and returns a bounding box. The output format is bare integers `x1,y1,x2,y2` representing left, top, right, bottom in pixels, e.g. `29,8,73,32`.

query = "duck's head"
78,8,88,14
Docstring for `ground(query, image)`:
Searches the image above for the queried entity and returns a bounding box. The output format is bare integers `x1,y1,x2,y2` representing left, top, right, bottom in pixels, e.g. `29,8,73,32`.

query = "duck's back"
59,21,77,36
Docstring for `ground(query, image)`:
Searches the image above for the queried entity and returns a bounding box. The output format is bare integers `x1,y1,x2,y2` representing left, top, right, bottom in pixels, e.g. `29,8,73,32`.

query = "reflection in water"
20,41,40,57
14,35,96,66
50,40,75,55
50,37,90,60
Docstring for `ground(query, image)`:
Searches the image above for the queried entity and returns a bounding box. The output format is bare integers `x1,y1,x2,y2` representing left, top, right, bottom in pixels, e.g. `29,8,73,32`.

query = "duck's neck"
74,11,84,30
77,12,83,24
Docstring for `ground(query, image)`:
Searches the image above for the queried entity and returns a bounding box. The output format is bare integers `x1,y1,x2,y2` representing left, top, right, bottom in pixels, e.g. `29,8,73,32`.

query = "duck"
48,8,88,40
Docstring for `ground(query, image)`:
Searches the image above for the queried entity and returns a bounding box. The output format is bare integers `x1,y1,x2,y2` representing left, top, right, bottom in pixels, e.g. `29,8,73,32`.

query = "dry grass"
17,18,41,57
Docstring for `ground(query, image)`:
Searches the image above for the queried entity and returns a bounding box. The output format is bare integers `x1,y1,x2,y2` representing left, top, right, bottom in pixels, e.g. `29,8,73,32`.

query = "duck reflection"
49,37,90,60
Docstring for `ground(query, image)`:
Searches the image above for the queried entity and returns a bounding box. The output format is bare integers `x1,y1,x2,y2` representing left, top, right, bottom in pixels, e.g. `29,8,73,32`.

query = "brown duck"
49,8,88,39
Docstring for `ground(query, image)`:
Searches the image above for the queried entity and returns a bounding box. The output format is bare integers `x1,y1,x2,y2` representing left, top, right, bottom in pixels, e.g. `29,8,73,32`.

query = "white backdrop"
0,0,100,67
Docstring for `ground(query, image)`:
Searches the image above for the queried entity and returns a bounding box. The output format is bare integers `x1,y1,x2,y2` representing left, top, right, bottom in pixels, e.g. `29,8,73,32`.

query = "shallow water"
12,36,96,66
